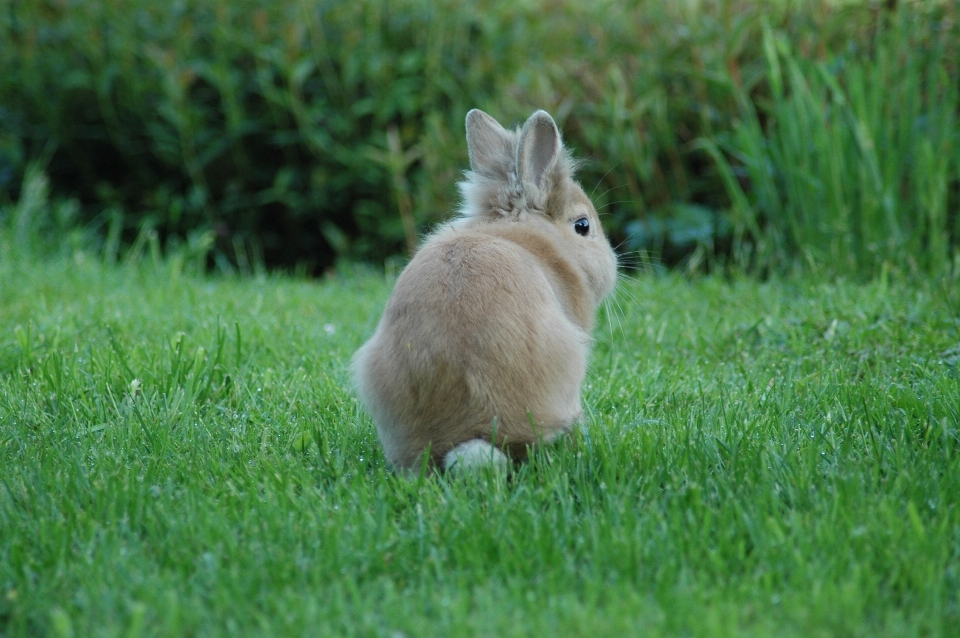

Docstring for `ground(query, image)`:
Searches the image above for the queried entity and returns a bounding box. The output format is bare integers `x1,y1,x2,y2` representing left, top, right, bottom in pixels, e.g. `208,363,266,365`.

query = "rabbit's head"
456,109,618,310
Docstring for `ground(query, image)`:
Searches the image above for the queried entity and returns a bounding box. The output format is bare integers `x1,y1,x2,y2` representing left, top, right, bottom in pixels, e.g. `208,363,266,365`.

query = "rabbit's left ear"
517,110,561,191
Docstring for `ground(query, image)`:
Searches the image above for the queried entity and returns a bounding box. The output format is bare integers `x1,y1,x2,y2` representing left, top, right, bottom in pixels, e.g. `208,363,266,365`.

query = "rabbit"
351,109,618,472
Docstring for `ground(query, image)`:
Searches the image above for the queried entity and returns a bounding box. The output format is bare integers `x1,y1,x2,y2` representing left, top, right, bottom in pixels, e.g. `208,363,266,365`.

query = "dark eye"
574,217,590,236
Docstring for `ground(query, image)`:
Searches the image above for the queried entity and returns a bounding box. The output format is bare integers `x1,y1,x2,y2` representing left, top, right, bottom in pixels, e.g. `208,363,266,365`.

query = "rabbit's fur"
352,109,618,471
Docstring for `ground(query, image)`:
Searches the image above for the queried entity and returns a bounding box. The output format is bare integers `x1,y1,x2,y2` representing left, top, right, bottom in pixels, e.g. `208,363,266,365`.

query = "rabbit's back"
353,227,588,468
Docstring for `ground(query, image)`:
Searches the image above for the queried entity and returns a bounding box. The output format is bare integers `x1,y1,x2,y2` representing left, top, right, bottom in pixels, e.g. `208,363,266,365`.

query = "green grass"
700,9,960,275
1,246,959,636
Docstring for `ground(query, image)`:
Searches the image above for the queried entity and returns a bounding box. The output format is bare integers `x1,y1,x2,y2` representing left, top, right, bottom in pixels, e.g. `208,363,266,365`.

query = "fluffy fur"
352,109,618,471
443,439,510,472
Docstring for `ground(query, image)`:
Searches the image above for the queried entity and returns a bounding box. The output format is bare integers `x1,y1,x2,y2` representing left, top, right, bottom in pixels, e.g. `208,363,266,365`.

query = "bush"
0,0,956,273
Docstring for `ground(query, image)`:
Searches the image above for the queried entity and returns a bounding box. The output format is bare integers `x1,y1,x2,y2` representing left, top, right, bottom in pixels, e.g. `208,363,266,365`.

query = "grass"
1,239,958,637
699,9,960,275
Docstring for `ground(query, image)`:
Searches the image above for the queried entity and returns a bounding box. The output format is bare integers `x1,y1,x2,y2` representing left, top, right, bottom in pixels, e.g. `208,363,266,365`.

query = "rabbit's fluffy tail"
443,439,509,472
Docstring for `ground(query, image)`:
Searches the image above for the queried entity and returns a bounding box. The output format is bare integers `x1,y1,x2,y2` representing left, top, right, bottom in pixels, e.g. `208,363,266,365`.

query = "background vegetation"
1,0,957,274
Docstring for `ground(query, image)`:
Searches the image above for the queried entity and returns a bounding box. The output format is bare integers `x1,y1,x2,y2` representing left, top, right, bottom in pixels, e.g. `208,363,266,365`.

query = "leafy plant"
1,0,956,274
700,5,959,274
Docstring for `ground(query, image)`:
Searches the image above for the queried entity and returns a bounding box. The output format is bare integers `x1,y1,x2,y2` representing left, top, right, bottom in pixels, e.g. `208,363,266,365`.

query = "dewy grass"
1,244,958,636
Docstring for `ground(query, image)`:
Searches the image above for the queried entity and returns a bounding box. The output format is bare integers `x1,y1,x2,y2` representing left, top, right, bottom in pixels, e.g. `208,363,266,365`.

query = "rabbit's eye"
574,217,590,236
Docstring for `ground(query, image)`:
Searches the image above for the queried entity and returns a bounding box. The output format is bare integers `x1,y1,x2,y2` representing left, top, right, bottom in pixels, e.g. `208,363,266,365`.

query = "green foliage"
1,241,959,635
6,0,944,274
0,163,91,260
701,6,960,275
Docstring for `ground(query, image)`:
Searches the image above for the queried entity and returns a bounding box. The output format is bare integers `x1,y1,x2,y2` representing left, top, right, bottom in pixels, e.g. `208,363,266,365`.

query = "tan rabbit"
351,109,618,472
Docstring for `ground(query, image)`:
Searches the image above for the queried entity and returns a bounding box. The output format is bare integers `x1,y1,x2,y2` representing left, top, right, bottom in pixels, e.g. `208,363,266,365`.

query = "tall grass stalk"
702,8,959,275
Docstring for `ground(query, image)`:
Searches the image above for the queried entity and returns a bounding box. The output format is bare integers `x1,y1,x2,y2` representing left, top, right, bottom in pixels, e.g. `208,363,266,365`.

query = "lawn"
1,252,958,636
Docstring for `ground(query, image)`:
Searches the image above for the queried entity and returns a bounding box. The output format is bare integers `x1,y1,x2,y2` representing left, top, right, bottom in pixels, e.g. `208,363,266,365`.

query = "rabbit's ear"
517,110,561,190
466,109,512,175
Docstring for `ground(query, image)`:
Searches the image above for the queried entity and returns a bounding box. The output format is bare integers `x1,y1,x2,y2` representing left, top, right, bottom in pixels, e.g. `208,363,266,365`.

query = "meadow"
2,0,959,635
1,220,958,635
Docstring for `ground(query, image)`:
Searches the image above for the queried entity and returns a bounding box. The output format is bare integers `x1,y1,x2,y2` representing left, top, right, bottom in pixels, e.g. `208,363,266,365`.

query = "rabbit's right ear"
465,109,512,176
